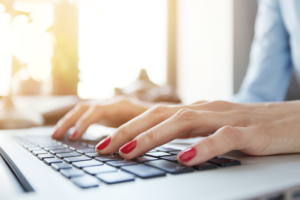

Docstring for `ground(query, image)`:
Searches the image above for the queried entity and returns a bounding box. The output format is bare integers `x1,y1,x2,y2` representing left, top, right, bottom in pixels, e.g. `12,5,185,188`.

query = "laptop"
1,126,300,200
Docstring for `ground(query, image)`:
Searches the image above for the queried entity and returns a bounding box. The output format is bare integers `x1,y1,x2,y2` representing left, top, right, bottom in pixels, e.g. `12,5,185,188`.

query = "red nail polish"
96,136,111,150
120,139,137,154
179,147,196,162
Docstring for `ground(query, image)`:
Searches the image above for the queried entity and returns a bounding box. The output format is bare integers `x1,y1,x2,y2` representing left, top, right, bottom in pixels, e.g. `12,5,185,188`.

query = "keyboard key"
37,154,55,160
87,144,95,148
208,158,241,167
37,142,54,146
107,160,137,168
49,149,73,155
56,152,82,159
146,160,194,174
55,141,63,145
72,160,103,169
80,142,88,146
161,155,178,162
32,150,48,156
63,156,91,164
121,165,166,179
96,171,135,184
59,141,82,149
51,163,72,171
39,144,60,149
27,147,42,152
145,152,172,158
85,153,101,158
76,149,97,154
83,165,117,175
134,156,158,163
193,162,218,171
95,155,123,162
147,150,159,153
44,158,63,165
169,150,181,155
65,142,90,150
71,175,99,188
155,146,179,152
60,168,84,178
44,146,66,151
23,144,37,148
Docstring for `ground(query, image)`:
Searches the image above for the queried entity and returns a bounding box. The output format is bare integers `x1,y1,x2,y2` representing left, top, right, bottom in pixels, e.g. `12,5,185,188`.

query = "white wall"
177,0,233,104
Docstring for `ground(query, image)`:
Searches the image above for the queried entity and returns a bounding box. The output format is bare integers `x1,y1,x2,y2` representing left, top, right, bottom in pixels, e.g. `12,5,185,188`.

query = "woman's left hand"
94,100,300,166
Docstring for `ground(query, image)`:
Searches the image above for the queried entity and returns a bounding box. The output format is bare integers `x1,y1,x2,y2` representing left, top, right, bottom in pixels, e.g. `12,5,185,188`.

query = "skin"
52,98,300,166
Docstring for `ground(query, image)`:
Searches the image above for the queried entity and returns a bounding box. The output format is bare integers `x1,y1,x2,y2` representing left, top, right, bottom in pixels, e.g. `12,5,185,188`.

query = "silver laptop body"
1,127,300,200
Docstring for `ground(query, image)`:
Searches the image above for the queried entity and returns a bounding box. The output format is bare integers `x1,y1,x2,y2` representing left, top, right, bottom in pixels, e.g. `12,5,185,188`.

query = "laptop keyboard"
14,136,241,189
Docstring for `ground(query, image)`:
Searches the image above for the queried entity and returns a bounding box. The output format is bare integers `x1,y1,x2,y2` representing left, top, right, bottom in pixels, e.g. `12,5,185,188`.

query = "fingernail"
70,127,78,140
52,126,59,138
179,147,196,162
96,136,111,150
120,139,137,154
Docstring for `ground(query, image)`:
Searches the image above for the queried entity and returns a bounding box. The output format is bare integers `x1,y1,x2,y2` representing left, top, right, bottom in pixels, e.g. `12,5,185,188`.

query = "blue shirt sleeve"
232,0,292,103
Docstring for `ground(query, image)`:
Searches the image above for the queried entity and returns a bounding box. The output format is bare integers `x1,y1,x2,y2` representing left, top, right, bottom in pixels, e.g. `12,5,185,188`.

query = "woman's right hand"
51,97,153,140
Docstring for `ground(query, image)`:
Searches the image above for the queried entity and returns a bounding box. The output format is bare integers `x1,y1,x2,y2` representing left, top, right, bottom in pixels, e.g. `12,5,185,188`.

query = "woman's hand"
94,100,300,166
51,97,153,140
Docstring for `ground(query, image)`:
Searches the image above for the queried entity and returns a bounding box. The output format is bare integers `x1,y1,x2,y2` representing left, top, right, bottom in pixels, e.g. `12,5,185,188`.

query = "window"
78,0,167,99
0,4,11,96
0,1,55,96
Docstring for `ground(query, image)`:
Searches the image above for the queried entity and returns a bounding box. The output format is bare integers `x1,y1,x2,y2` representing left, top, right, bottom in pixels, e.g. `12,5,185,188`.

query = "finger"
95,102,243,155
95,105,189,154
52,103,89,139
177,126,249,166
98,118,129,128
192,101,207,105
70,105,105,140
70,102,130,140
178,134,210,139
117,109,243,159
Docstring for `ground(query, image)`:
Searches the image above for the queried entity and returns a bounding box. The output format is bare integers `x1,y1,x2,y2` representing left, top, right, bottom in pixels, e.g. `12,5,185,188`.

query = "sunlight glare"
0,10,11,96
78,0,167,99
12,1,55,81
0,3,6,13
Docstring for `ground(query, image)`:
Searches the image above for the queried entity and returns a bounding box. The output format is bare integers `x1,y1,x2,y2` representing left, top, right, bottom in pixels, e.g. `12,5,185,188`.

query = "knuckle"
232,109,247,116
176,109,197,122
93,104,103,111
76,102,89,110
220,126,240,144
210,100,232,108
150,105,169,115
114,96,130,105
78,118,89,126
60,117,73,126
192,100,207,105
255,122,267,134
142,129,157,142
117,125,131,139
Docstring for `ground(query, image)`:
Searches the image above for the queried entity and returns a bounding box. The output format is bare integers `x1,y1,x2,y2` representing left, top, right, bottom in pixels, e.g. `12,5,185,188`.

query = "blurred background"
2,0,293,128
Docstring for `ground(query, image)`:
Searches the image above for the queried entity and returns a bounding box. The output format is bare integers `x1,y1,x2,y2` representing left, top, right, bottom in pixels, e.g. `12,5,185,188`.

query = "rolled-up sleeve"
232,0,292,103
